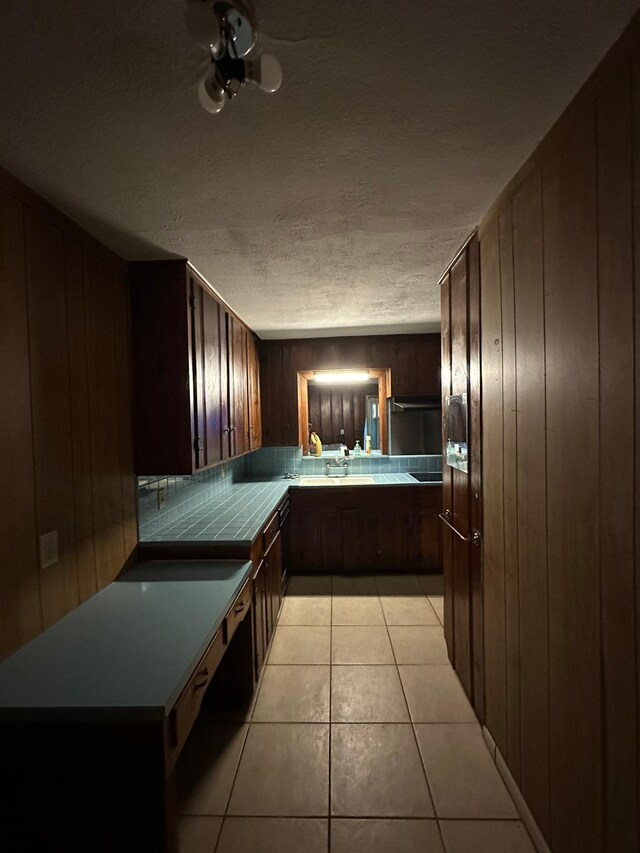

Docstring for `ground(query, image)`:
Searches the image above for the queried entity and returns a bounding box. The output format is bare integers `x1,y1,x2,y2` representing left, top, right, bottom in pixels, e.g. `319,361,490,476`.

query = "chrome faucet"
326,449,349,476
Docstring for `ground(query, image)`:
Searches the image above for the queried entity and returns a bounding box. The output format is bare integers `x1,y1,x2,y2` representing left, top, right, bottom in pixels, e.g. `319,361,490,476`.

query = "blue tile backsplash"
137,447,442,536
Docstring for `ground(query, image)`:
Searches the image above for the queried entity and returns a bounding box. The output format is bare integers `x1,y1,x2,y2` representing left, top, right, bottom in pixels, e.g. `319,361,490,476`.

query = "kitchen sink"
298,476,376,486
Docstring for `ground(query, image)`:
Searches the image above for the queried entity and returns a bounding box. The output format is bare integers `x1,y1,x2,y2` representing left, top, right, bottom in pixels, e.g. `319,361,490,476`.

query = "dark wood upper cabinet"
130,260,261,474
227,313,248,457
190,273,227,469
247,332,262,451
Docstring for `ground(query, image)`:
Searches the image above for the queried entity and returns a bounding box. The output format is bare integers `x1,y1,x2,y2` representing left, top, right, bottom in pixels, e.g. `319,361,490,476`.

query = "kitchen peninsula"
137,451,443,575
0,559,256,851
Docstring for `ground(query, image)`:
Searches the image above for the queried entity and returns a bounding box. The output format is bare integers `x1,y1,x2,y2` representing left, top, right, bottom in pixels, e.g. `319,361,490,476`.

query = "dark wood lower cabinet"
289,485,442,573
264,530,283,639
252,558,267,677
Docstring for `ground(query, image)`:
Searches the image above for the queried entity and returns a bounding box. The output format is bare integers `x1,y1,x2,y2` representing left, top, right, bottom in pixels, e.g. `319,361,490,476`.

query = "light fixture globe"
185,0,282,113
245,54,283,93
184,1,222,56
197,70,226,113
220,2,257,58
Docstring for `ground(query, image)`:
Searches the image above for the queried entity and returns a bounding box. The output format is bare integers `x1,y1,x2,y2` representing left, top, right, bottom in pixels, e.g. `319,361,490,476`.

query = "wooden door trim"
298,367,391,453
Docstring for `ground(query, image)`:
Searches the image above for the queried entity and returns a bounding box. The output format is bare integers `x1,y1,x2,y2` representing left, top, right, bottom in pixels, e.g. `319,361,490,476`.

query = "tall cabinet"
440,232,483,717
130,260,261,474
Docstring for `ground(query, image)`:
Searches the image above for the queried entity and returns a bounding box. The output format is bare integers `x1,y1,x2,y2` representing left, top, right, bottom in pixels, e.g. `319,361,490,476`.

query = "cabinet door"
265,531,282,638
252,559,267,678
130,261,195,474
341,507,381,571
440,235,483,715
391,335,441,395
279,500,290,594
190,276,227,469
227,314,249,456
247,333,262,449
289,502,342,573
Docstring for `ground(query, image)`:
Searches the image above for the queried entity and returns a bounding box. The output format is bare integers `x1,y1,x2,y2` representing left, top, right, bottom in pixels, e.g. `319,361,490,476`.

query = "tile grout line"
378,574,449,852
187,577,529,849
196,577,524,848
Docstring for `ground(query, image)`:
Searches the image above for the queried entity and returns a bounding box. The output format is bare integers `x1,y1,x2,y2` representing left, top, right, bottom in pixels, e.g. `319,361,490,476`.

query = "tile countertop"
0,560,252,720
139,480,291,546
139,475,441,546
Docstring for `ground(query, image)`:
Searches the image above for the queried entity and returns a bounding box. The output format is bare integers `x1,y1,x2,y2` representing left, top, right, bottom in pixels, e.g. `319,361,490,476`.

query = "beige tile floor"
177,574,536,853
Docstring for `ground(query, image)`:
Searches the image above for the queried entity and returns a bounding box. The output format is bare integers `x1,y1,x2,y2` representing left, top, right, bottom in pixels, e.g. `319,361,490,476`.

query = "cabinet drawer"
224,576,252,645
263,512,280,553
169,628,224,761
279,499,290,526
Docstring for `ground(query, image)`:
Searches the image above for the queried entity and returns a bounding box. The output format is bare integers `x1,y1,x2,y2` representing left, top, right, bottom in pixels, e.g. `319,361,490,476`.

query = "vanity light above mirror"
313,370,370,383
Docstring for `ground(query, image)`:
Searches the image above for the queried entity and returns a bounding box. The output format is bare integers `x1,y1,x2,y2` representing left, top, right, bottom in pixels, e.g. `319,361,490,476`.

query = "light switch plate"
39,530,59,570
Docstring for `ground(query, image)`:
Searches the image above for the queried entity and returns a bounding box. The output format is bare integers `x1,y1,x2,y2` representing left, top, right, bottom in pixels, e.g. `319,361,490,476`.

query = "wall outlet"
158,486,166,509
39,530,59,570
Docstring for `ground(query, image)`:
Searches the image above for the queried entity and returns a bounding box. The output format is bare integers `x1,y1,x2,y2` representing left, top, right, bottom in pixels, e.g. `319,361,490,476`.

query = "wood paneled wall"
0,169,137,661
260,334,440,446
478,21,640,853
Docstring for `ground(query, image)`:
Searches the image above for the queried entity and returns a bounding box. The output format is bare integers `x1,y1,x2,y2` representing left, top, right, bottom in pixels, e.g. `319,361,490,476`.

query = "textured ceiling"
0,1,637,337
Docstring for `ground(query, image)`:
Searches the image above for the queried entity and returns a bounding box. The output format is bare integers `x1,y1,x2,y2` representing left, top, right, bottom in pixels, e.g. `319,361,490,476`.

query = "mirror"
297,368,391,455
307,379,380,452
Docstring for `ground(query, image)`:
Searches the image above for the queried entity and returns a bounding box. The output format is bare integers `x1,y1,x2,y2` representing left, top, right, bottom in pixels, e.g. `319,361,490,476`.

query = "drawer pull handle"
193,668,210,690
234,601,246,614
438,512,470,542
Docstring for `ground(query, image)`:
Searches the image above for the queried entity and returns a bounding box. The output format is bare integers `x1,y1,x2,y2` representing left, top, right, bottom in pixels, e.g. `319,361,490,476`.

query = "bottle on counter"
353,440,362,456
365,435,372,455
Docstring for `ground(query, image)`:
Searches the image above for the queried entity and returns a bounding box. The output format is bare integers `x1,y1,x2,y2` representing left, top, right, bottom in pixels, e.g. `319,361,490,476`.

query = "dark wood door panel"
441,271,454,657
190,279,206,469
130,261,194,474
441,234,482,712
467,234,484,721
247,333,262,449
252,560,267,677
202,287,225,467
342,508,381,571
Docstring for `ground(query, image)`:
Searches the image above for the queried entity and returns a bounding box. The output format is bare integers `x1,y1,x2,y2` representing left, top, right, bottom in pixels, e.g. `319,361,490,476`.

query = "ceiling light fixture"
185,0,283,114
313,371,371,384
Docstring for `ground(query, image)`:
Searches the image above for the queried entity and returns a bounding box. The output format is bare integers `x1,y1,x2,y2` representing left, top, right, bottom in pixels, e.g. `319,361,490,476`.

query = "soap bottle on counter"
365,435,372,455
353,440,361,456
